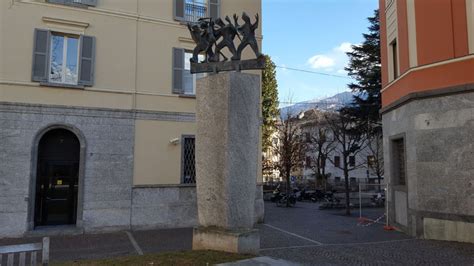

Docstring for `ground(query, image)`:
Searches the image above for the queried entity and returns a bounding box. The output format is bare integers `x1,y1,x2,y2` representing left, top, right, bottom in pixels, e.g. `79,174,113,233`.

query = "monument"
188,13,264,254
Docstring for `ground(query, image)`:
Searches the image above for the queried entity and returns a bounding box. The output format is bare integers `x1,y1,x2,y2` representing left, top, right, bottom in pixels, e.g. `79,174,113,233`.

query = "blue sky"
262,0,378,104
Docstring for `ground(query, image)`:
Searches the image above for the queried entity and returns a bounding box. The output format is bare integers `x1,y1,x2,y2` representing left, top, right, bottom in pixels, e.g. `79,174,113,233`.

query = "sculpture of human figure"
187,18,216,63
232,12,262,61
210,16,238,62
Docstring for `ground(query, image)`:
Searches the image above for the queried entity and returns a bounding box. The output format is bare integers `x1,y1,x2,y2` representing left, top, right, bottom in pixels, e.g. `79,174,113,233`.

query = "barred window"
182,136,196,184
392,138,406,185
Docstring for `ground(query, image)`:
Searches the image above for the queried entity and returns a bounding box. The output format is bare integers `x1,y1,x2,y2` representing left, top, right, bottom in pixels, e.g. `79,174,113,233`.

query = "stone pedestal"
193,72,260,254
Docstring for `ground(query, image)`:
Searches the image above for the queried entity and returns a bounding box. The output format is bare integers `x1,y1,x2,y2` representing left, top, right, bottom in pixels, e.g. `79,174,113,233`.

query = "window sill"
179,94,196,99
47,2,89,9
40,82,85,90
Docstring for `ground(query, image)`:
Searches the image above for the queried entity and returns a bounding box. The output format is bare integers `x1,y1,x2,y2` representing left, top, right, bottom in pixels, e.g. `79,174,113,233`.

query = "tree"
306,114,336,190
261,55,280,153
326,111,367,215
364,125,384,189
273,110,303,207
345,9,381,129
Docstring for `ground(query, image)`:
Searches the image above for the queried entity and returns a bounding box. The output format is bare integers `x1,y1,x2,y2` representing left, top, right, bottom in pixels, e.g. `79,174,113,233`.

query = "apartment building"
380,0,473,243
297,109,382,188
0,0,263,237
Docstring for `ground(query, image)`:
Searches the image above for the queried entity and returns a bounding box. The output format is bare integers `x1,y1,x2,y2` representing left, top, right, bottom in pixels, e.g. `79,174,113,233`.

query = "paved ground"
0,202,473,265
260,202,474,265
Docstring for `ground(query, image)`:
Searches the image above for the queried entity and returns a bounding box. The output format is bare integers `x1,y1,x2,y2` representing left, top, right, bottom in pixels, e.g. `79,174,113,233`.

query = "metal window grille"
182,137,196,184
185,0,207,22
393,138,405,185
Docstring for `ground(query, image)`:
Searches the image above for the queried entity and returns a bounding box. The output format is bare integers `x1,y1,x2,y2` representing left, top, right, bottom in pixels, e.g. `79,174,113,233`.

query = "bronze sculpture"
187,12,265,73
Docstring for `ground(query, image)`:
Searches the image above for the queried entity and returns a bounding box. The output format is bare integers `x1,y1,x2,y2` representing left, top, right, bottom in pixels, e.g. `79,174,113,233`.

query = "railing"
185,2,207,22
0,237,49,266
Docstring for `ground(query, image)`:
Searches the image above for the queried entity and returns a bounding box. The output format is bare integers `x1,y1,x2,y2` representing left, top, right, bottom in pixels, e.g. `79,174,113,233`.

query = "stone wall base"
192,227,260,255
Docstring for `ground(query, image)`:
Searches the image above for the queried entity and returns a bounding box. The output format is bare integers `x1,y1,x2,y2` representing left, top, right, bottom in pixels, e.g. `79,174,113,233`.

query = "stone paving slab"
0,202,472,265
217,256,300,266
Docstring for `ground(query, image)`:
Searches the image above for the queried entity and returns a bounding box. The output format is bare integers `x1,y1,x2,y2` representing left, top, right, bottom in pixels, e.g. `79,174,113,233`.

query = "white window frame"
48,33,80,85
183,51,205,95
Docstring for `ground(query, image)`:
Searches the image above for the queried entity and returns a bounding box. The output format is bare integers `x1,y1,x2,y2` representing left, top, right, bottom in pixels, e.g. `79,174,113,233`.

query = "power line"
275,65,352,79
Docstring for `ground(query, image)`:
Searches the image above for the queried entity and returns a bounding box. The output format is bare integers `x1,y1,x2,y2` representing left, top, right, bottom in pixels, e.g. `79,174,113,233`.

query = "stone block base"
192,227,260,254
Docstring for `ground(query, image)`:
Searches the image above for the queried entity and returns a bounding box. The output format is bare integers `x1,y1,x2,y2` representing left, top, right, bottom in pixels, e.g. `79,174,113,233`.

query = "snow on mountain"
280,91,354,118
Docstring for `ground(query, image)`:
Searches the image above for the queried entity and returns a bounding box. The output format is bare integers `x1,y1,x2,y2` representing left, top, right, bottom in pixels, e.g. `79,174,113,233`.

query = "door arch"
34,128,81,226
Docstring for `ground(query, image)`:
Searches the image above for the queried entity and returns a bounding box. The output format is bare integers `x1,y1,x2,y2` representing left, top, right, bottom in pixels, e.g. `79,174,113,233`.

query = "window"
50,34,79,85
185,0,207,22
391,39,398,79
334,156,340,167
350,177,356,183
392,138,406,185
367,155,375,167
305,156,311,167
335,176,341,182
184,52,205,95
182,135,196,184
174,0,220,22
32,29,95,87
349,156,355,167
47,0,97,8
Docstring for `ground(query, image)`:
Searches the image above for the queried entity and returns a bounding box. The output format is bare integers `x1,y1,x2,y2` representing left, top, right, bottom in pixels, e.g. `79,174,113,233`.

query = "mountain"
280,91,354,118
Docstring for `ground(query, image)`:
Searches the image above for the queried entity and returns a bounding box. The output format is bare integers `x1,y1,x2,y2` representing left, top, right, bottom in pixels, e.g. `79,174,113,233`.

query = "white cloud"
307,55,335,69
307,42,354,72
334,42,353,53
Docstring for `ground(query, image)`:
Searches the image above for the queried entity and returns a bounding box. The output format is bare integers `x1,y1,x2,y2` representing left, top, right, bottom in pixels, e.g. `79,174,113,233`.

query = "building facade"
380,0,474,243
0,0,263,237
297,109,383,189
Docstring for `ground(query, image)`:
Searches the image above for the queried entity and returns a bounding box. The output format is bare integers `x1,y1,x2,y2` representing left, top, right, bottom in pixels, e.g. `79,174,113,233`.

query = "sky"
262,0,379,105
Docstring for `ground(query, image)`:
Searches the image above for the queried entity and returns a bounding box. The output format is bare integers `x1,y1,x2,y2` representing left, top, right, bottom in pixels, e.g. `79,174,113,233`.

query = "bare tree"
273,110,304,207
307,119,336,190
326,111,368,215
364,125,384,190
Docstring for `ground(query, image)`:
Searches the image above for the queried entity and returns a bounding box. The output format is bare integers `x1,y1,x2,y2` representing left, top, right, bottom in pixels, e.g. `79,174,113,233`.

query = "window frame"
48,32,81,86
390,134,407,186
182,51,205,96
181,134,196,184
334,155,340,167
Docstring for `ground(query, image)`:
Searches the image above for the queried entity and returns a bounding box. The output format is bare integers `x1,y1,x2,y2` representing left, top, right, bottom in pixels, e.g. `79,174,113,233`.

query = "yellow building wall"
1,0,262,186
133,119,196,185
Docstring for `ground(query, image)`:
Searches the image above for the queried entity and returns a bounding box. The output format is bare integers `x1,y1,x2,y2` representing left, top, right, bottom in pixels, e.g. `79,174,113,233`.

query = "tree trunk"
344,166,351,215
286,169,291,207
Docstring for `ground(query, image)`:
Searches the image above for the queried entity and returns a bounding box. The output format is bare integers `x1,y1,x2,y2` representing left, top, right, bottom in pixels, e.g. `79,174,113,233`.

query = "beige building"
0,0,263,237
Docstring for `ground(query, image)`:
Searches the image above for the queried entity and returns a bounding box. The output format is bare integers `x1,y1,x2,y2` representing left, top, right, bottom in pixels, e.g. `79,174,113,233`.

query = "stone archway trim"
27,123,87,231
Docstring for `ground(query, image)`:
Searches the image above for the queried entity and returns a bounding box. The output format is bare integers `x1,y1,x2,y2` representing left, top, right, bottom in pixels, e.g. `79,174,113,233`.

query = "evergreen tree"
261,55,280,152
344,9,381,128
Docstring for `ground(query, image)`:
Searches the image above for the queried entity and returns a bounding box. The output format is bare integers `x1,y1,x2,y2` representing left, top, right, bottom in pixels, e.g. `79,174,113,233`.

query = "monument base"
192,227,260,255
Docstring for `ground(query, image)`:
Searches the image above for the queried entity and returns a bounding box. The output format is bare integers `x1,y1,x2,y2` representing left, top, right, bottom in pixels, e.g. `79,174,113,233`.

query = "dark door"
35,129,80,226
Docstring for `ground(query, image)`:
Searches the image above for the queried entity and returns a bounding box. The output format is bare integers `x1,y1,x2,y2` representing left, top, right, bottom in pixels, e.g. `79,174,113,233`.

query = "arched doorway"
34,128,80,226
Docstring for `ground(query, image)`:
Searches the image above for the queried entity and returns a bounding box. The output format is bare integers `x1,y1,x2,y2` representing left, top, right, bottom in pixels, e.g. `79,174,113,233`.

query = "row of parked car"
267,185,385,208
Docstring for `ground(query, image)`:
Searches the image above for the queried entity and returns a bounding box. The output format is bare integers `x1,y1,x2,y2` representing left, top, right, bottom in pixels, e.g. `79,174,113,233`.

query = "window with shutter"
173,49,204,95
32,29,95,88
